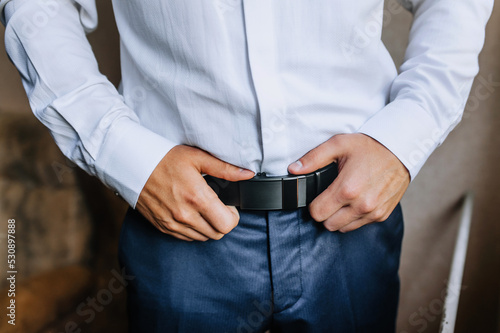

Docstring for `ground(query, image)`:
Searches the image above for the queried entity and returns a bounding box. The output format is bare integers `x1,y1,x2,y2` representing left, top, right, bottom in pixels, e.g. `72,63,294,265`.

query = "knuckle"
158,219,178,233
339,184,360,201
158,228,173,236
182,145,198,157
339,226,351,233
219,215,238,234
356,198,377,215
171,208,192,224
188,186,216,209
155,224,170,234
200,189,218,207
373,209,390,222
217,224,232,235
323,222,337,232
330,134,343,144
330,134,347,148
184,189,204,206
309,205,325,222
166,220,181,232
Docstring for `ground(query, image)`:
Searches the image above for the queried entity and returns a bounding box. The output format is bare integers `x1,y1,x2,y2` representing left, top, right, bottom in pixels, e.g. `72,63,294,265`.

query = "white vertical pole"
440,191,475,333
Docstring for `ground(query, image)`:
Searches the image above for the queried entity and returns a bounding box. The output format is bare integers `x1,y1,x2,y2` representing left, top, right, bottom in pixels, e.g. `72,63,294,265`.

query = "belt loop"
305,173,316,204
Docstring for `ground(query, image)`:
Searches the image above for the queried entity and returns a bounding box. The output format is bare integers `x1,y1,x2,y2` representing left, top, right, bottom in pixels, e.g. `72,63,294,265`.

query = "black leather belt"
204,163,338,210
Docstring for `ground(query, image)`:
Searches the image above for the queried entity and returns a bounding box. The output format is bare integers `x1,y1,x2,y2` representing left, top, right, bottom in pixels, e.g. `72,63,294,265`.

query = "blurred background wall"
0,1,498,332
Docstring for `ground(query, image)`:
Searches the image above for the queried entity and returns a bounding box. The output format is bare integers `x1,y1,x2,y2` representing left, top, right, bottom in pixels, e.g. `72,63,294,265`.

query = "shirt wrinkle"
0,0,494,206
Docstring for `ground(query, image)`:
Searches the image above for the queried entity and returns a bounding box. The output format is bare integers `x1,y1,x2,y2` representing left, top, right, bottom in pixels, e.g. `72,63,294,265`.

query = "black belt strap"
204,163,338,210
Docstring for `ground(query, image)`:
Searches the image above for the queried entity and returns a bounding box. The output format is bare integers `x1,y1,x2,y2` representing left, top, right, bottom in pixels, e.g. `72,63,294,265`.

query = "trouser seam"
266,211,276,324
272,209,304,314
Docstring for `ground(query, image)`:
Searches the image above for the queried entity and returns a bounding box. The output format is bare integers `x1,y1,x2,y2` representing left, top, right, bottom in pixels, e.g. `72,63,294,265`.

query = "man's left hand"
288,133,410,233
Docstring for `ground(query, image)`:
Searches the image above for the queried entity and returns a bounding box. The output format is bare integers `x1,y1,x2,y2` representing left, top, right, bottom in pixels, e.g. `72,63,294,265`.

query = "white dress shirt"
1,0,493,207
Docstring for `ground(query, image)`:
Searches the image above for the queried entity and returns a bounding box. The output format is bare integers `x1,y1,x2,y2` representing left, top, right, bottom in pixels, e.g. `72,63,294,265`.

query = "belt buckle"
239,175,282,210
204,162,338,211
239,174,307,210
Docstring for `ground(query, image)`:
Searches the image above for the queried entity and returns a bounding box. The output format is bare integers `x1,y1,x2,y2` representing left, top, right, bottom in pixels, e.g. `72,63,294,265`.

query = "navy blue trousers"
119,204,404,332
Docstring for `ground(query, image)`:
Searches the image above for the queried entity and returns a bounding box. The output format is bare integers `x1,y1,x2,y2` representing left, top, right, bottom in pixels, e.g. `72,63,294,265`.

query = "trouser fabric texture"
119,204,404,333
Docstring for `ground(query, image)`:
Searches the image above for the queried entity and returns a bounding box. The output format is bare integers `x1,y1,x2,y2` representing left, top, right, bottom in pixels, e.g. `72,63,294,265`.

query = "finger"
308,182,346,222
308,168,357,222
180,211,226,240
136,208,197,241
338,217,373,233
173,172,240,236
322,205,361,232
196,151,254,181
167,197,225,240
288,136,345,175
163,230,194,242
176,225,211,242
227,205,240,219
197,185,240,234
162,221,211,242
199,206,239,235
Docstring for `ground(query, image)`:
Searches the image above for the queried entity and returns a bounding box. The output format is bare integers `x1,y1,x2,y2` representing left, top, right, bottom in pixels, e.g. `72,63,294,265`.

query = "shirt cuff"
94,117,177,208
357,99,440,180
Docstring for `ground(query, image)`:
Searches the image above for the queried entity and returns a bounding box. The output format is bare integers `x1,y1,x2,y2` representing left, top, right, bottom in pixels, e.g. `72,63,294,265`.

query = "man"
1,0,493,331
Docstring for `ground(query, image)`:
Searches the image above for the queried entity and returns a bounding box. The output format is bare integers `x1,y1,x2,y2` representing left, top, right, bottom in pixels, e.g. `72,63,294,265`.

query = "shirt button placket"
242,0,289,176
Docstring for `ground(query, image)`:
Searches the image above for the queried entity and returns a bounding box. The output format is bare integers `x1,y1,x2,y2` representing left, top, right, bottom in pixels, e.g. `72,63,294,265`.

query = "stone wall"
0,1,128,331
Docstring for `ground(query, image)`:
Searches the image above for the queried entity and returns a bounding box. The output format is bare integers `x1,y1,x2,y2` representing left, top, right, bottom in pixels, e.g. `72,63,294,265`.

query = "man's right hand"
136,145,255,241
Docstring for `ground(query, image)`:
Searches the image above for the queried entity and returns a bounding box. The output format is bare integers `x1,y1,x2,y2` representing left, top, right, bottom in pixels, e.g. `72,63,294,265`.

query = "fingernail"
290,160,303,171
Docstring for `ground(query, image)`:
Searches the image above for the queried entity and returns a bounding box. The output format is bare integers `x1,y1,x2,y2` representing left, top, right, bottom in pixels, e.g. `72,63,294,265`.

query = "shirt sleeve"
2,0,176,207
357,0,494,179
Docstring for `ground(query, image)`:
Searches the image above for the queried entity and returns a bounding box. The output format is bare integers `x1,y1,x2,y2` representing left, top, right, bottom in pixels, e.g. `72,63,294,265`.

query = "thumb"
288,137,345,175
197,151,255,181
